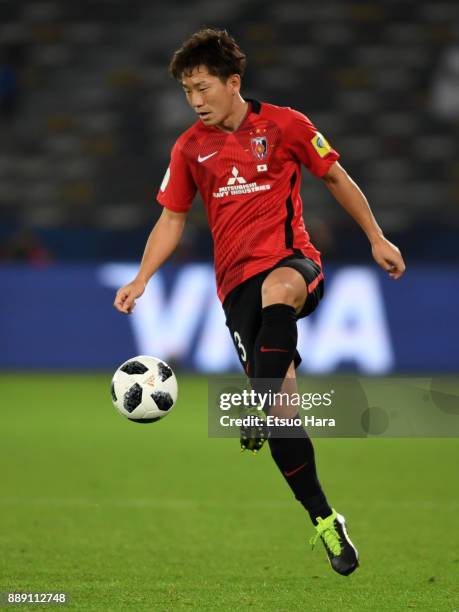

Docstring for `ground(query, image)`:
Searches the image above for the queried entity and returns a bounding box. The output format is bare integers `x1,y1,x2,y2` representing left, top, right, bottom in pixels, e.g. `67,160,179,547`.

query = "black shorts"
222,254,324,376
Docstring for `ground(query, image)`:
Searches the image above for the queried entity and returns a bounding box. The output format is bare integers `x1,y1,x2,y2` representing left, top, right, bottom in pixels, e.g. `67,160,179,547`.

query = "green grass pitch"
1,374,458,611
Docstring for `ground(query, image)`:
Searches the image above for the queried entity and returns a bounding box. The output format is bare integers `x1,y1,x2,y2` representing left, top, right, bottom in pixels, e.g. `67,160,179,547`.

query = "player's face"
181,66,238,127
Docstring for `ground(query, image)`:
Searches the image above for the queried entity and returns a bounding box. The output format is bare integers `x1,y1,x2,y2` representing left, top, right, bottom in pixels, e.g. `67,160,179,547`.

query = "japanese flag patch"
311,133,332,158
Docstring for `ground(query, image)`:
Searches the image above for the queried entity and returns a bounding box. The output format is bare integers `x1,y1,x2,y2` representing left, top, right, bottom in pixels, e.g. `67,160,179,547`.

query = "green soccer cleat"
239,408,268,454
310,509,359,576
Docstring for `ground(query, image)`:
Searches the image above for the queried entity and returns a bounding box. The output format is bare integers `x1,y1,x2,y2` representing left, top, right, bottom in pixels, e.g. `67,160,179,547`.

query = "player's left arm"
322,161,406,279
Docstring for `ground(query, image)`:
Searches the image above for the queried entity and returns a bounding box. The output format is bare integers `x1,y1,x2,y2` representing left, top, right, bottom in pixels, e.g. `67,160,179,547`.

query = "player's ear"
228,74,241,93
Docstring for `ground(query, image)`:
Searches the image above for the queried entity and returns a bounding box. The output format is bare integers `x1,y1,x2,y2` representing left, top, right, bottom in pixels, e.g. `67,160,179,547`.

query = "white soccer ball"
111,355,178,423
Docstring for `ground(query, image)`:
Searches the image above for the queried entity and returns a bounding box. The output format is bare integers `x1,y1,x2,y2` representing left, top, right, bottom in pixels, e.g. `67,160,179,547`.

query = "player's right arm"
113,208,187,314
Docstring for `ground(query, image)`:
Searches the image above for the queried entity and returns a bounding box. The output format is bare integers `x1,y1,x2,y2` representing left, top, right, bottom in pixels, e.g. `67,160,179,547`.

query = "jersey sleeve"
156,139,197,212
285,109,340,177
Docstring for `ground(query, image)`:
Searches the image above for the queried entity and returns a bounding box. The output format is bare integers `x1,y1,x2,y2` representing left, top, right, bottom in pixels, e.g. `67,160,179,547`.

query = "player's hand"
113,278,146,314
371,237,406,280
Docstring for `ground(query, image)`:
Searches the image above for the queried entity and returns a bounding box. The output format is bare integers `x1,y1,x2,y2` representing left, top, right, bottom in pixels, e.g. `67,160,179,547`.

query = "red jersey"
156,99,339,303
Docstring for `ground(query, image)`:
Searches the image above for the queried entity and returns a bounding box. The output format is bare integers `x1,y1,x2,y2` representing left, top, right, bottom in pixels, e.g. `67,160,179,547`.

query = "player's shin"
240,303,298,451
267,417,332,525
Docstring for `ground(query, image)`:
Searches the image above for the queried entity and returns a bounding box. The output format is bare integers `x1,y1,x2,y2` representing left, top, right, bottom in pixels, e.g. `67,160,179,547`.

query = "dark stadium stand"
0,0,458,261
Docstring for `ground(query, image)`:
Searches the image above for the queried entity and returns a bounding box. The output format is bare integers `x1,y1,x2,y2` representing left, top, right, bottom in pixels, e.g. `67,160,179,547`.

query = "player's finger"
388,262,405,279
114,288,133,312
391,268,404,280
380,259,394,273
114,287,128,305
113,296,125,311
384,256,400,272
393,256,405,274
122,297,135,313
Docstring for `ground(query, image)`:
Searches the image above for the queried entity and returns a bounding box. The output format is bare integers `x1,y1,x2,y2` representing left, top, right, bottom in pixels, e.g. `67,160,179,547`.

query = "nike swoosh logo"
284,462,306,478
260,346,289,353
198,152,218,163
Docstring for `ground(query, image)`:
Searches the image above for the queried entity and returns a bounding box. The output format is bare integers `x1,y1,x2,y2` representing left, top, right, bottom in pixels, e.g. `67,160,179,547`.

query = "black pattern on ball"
123,383,143,413
120,360,148,375
110,381,117,402
157,361,173,382
151,391,173,412
128,417,162,424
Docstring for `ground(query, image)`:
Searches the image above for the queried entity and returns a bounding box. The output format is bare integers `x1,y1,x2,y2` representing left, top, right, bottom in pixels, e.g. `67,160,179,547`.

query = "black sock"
252,304,331,524
268,418,332,525
253,303,297,395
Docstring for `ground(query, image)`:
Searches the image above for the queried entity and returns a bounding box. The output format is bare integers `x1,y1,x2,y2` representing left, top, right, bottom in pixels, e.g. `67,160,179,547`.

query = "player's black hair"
169,28,246,82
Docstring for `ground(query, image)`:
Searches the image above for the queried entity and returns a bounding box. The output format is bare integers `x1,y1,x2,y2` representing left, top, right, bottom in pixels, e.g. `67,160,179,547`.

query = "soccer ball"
111,355,178,424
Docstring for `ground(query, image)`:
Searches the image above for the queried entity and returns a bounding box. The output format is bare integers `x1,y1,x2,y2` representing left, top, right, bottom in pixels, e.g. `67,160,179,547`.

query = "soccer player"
114,29,405,576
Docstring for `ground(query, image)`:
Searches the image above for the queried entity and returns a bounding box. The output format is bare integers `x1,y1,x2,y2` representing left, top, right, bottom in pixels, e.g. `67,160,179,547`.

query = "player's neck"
216,96,249,133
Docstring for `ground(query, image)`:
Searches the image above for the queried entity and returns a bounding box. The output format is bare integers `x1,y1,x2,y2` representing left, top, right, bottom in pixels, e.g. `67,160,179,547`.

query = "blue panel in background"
379,266,459,371
1,263,458,372
1,265,136,369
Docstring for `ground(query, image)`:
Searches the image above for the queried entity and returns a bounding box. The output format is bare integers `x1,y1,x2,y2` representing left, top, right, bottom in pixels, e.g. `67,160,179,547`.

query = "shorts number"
233,331,247,363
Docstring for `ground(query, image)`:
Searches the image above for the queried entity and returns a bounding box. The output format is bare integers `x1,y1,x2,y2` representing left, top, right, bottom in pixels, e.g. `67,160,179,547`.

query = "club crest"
251,136,268,160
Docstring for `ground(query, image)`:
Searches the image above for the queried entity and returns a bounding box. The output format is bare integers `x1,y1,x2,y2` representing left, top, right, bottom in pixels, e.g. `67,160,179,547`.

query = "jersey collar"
245,98,261,114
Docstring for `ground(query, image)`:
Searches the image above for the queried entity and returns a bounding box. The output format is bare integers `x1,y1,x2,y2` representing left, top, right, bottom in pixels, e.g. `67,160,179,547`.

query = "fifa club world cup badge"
250,128,268,160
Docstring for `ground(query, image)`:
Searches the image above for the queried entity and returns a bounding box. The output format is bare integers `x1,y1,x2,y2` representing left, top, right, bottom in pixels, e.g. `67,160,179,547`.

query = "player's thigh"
223,278,263,376
272,256,324,319
261,266,308,314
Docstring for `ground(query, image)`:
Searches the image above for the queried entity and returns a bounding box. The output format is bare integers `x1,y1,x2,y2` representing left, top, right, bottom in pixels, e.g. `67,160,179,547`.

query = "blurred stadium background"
1,2,459,609
1,0,459,372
